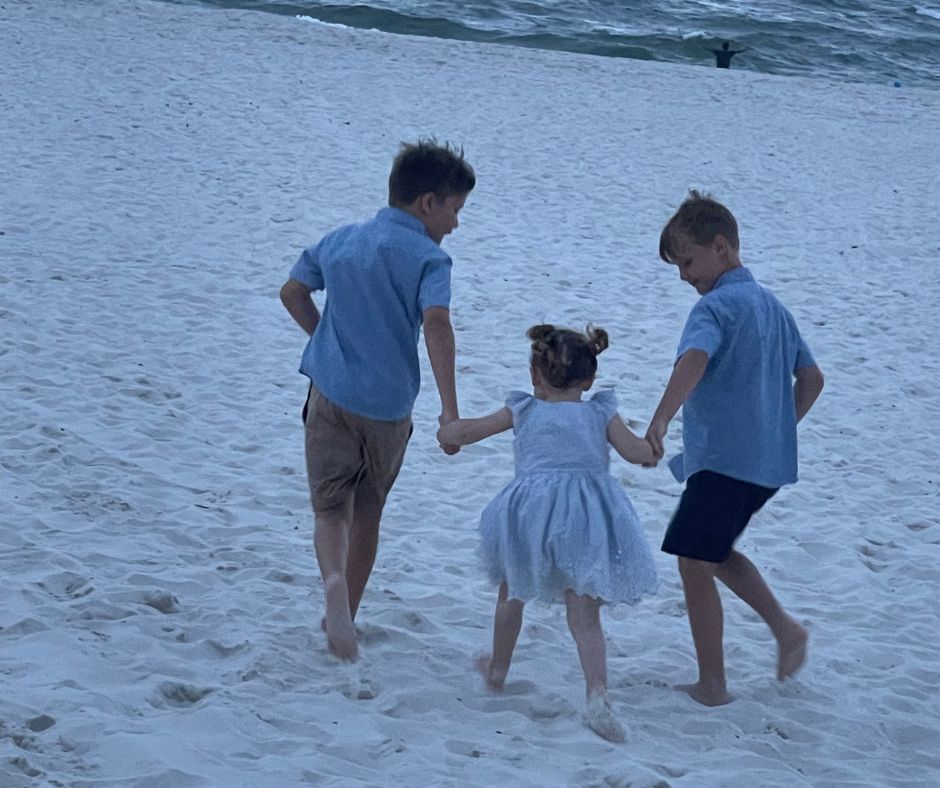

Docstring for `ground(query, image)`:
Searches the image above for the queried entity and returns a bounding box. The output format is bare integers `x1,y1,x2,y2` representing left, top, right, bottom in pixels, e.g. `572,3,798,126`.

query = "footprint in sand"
36,572,93,600
26,715,56,733
153,682,214,708
340,675,379,700
140,590,180,614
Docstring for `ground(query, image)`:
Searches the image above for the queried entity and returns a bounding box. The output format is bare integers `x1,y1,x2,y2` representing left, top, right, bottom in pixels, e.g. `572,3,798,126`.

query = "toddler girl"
437,324,658,742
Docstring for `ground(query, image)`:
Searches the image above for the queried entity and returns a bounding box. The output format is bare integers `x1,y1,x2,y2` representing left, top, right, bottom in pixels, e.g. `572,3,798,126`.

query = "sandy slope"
1,0,939,785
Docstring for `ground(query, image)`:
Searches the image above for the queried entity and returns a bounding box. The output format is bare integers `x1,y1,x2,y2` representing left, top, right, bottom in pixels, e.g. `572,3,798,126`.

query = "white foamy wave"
295,13,352,30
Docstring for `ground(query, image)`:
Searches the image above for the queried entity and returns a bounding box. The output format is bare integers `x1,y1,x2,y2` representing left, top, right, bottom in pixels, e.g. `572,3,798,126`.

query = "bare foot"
675,681,733,707
777,621,808,681
584,692,626,743
475,654,507,691
323,577,358,662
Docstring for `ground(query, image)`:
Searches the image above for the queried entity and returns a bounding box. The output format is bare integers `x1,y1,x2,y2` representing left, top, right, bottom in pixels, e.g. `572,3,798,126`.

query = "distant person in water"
709,41,747,69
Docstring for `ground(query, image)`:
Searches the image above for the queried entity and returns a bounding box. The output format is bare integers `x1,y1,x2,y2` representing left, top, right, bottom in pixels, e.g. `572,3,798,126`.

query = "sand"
2,0,939,785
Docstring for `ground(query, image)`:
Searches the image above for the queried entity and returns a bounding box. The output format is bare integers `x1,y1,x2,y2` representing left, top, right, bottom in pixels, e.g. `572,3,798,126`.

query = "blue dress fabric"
479,390,658,604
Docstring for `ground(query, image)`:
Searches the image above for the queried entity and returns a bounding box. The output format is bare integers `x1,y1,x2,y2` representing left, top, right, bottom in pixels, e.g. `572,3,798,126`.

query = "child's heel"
584,692,626,743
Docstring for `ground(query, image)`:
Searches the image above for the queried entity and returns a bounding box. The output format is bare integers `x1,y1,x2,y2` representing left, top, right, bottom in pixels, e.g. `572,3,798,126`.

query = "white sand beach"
2,0,939,785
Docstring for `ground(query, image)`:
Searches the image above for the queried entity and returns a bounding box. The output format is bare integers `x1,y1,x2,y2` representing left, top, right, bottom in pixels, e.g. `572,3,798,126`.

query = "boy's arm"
645,349,710,460
794,364,824,422
437,408,513,447
279,279,320,336
423,306,460,453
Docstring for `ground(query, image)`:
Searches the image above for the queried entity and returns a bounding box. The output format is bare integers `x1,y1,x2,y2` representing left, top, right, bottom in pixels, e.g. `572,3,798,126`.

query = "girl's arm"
436,407,513,447
608,415,656,466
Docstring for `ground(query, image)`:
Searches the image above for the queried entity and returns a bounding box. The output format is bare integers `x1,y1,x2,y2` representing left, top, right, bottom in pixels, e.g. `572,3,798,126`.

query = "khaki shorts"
303,385,412,515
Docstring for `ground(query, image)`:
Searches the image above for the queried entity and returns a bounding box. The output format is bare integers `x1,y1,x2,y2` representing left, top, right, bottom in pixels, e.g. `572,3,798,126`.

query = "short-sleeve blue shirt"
667,267,816,488
289,207,452,421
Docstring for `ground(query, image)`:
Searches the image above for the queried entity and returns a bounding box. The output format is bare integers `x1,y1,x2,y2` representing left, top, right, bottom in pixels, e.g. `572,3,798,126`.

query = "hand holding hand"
437,414,460,456
645,419,668,462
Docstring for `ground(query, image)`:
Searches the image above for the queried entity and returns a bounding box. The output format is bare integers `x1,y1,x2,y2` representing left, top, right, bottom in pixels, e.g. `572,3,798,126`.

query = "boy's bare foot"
475,654,507,691
584,692,626,743
323,577,358,661
675,681,733,707
777,621,808,681
325,613,358,661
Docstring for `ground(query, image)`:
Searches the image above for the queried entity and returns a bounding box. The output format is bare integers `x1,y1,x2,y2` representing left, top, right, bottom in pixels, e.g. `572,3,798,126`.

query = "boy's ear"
417,191,436,216
713,233,732,261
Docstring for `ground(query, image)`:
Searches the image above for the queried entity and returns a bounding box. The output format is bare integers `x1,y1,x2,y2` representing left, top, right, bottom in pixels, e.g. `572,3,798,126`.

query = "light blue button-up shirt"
289,207,452,421
668,267,816,488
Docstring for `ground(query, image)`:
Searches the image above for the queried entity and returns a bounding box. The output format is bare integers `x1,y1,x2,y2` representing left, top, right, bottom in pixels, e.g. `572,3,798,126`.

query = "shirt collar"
377,206,428,236
712,266,754,291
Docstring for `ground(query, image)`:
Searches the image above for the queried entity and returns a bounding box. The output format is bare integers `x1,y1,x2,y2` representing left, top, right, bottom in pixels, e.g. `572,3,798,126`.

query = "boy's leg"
565,591,625,743
304,386,364,661
715,550,808,680
345,486,383,622
314,500,358,661
477,582,523,690
677,556,733,706
343,415,411,622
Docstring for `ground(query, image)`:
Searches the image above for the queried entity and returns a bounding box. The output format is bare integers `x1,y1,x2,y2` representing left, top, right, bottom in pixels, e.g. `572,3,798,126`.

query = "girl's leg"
564,591,607,696
477,582,524,690
715,550,808,680
565,590,625,743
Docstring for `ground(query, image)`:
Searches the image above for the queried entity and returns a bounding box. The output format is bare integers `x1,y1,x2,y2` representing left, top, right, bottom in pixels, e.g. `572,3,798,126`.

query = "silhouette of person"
709,41,747,69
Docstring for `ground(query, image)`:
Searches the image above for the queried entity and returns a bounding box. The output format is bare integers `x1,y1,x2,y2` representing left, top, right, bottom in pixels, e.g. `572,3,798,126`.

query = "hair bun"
526,324,556,343
586,325,609,356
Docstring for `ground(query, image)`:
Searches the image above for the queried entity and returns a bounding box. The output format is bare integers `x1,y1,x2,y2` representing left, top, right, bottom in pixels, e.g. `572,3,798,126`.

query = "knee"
566,604,600,637
678,556,717,583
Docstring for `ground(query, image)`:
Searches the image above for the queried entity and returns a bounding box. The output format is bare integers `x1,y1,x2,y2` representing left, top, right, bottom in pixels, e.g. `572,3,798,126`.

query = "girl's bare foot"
475,654,507,691
584,692,626,743
675,681,733,707
777,620,809,681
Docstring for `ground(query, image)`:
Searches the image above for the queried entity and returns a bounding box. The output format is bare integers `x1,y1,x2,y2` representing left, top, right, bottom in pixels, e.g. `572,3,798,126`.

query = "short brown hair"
659,190,739,263
388,140,476,207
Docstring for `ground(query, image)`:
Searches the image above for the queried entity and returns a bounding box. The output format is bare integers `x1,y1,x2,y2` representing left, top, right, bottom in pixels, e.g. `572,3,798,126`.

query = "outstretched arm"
280,279,320,336
608,416,656,466
645,349,710,460
437,407,513,447
794,364,824,422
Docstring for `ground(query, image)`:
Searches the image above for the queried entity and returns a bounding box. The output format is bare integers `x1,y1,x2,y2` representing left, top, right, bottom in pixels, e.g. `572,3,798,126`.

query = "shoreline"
158,0,940,90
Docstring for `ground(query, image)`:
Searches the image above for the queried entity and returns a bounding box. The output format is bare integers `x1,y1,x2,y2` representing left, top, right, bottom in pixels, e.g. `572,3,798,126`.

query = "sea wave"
173,0,940,88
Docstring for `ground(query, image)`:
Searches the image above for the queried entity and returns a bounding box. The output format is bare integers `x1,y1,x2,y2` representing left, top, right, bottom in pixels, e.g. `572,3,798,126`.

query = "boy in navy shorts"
646,191,824,706
280,141,475,661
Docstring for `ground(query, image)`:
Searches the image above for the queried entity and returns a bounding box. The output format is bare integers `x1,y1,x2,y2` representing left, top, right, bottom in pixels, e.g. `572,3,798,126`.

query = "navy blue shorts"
661,471,777,563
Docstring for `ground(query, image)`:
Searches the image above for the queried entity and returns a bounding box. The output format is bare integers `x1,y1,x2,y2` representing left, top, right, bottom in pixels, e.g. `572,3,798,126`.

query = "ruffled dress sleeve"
590,389,620,424
505,391,535,424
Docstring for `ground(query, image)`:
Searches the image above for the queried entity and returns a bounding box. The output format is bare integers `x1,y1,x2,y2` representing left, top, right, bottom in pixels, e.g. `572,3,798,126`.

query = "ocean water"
173,0,940,88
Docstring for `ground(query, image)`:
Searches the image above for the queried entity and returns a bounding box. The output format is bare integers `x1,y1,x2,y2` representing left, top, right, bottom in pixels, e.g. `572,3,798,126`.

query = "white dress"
479,391,658,604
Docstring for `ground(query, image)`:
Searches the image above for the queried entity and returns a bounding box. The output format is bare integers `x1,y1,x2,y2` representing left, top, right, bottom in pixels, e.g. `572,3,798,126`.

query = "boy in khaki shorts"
280,141,475,661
